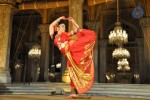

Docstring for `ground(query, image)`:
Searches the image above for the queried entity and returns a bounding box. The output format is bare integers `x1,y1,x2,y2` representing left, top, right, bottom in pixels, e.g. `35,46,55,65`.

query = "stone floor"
0,95,149,100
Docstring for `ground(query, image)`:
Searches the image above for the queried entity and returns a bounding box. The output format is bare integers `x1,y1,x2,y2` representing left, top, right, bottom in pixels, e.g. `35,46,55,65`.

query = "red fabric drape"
54,29,96,94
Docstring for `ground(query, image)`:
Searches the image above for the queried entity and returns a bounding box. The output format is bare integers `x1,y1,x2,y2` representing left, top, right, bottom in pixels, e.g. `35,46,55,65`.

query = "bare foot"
66,94,78,99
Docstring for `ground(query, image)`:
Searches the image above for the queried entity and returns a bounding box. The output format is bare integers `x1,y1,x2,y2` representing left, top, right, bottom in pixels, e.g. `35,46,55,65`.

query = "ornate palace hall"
0,0,150,99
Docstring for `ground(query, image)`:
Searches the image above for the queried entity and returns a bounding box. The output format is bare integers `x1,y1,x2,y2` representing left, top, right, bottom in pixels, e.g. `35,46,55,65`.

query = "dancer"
49,16,96,98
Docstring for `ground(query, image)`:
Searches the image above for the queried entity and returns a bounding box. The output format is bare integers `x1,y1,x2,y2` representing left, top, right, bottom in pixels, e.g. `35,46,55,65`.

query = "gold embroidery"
66,34,95,93
66,52,92,81
89,54,92,58
80,60,85,64
71,34,78,40
56,35,68,50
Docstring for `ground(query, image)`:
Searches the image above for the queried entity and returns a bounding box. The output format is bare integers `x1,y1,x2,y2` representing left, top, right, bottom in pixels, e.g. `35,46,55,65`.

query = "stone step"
0,90,52,93
86,91,150,99
0,83,150,99
1,83,150,91
89,88,150,93
23,82,149,86
3,83,150,89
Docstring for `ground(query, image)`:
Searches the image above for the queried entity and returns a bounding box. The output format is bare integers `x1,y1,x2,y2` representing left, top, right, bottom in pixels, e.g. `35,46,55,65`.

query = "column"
136,38,144,83
99,39,107,83
0,1,15,83
85,21,100,82
89,6,96,21
134,38,145,84
61,56,68,82
38,24,49,81
69,0,83,29
62,0,83,83
140,18,150,83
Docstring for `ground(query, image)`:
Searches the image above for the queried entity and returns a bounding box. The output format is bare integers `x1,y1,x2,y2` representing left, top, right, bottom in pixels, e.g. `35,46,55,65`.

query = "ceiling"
15,0,146,12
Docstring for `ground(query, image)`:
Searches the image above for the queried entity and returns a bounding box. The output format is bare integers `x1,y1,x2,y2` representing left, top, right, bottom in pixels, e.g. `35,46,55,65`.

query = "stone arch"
10,10,42,82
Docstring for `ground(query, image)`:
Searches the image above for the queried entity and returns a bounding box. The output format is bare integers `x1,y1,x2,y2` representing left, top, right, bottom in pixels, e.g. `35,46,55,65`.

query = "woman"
49,16,96,98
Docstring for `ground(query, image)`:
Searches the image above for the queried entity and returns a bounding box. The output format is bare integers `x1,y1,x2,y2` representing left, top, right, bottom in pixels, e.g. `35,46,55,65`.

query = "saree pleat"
54,29,96,94
66,41,95,94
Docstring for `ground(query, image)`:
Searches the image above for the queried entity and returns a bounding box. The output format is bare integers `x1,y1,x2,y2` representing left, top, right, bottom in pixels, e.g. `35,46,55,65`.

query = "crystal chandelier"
117,58,130,71
108,0,128,46
109,22,128,46
134,73,140,79
14,60,23,69
112,47,130,59
28,44,41,60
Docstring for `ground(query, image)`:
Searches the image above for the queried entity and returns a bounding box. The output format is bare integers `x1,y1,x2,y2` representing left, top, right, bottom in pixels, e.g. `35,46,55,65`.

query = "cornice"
0,0,17,6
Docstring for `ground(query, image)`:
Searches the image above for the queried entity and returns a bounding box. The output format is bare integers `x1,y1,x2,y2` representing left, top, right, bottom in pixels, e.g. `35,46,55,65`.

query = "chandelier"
108,0,128,46
28,44,41,60
134,73,140,79
117,58,130,71
109,22,128,46
112,47,130,59
14,60,23,69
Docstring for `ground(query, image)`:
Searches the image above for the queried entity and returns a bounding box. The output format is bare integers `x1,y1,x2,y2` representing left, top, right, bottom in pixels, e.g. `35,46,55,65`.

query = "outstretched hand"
61,16,66,20
67,17,75,23
56,16,66,22
60,16,75,23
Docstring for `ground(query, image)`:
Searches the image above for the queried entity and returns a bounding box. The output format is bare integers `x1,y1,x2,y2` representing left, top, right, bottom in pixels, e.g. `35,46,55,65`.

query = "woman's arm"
49,16,65,39
68,17,79,34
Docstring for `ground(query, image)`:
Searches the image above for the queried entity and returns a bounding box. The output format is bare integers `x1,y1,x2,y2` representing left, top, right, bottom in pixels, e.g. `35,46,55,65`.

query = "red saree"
54,29,96,94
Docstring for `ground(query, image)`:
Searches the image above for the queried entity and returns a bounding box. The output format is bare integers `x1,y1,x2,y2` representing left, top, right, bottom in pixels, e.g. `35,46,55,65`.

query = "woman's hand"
67,17,79,32
57,16,66,22
49,16,66,39
50,16,65,39
59,16,66,20
61,16,66,20
67,17,75,23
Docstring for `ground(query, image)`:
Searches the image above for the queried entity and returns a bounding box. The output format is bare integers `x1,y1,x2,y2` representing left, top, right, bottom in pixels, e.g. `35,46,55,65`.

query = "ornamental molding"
0,0,16,5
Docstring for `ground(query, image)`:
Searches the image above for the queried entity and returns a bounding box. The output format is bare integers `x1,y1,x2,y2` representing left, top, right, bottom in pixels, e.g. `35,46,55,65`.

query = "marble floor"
0,95,149,100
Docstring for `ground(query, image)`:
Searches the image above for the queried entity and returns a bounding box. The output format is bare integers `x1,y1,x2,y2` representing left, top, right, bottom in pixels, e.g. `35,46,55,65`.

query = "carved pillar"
69,0,83,29
136,38,144,83
61,55,68,82
0,1,15,83
89,6,95,21
38,24,49,81
62,0,83,83
99,39,107,83
145,0,150,16
140,18,150,83
85,21,100,82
